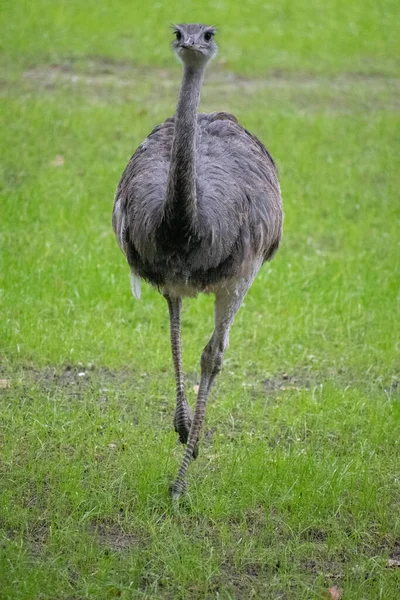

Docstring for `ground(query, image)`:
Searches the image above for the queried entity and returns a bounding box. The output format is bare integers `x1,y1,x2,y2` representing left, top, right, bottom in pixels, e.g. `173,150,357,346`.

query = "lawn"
0,1,399,598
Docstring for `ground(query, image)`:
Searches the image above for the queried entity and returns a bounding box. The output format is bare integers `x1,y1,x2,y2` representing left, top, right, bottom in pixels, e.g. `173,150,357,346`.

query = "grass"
0,1,399,598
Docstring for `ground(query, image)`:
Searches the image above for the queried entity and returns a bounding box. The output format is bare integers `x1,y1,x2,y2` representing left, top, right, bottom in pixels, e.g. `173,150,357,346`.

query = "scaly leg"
165,295,198,458
170,277,256,499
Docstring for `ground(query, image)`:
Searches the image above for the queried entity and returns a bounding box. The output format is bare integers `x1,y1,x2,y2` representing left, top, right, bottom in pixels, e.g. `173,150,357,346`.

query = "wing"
195,112,282,264
112,117,174,258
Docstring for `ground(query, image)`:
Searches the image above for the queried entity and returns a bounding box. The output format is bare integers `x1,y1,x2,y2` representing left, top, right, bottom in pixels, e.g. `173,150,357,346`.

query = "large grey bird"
113,24,283,499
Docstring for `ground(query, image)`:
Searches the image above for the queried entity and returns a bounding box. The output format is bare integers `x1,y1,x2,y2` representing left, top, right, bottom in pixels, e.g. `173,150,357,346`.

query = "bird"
112,23,283,499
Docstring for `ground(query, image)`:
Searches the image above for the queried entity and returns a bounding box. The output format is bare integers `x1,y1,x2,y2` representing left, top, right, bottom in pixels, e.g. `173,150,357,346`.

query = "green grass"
1,1,399,598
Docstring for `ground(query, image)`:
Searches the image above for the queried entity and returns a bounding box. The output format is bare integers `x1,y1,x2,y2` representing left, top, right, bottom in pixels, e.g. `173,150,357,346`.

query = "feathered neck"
165,64,206,233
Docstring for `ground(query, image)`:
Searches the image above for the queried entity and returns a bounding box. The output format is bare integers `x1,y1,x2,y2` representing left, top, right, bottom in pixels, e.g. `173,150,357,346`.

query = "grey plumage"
112,24,283,498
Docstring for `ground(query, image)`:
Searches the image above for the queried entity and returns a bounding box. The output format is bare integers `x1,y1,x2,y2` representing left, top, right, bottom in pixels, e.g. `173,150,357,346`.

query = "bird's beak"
181,37,195,49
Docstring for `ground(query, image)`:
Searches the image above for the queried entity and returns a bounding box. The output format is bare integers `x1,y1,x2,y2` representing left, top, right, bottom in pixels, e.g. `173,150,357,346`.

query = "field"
1,1,399,598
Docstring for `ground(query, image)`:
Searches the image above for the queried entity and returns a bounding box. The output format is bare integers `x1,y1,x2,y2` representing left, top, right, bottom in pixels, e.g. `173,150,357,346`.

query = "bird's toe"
169,478,187,500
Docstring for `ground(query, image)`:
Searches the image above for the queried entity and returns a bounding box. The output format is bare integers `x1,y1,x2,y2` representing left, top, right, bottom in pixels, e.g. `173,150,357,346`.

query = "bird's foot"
169,478,187,501
174,401,199,459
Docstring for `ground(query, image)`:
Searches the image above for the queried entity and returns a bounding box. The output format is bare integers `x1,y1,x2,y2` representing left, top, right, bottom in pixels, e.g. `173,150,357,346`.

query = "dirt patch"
29,523,50,558
23,61,178,91
91,518,147,551
300,527,328,543
244,506,268,535
23,58,400,88
389,540,400,562
13,363,320,401
301,557,343,581
20,60,400,113
218,561,259,597
30,364,132,387
263,370,316,393
17,364,137,399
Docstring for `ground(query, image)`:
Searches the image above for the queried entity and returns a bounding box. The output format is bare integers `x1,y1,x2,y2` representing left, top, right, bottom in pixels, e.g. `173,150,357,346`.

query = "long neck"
165,63,206,232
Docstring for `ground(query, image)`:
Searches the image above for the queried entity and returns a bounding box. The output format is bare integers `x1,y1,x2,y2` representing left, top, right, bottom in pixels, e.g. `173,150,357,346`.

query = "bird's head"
172,23,218,67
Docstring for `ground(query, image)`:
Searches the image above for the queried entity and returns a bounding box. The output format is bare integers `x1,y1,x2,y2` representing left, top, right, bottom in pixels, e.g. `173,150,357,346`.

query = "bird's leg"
165,295,198,458
170,280,254,499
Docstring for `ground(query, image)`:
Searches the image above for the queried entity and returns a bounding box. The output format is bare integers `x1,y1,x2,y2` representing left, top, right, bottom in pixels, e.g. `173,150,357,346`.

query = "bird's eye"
204,31,213,42
175,31,182,41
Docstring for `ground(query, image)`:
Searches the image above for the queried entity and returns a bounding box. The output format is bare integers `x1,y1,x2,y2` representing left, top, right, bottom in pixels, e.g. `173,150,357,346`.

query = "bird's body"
112,24,283,498
114,112,281,296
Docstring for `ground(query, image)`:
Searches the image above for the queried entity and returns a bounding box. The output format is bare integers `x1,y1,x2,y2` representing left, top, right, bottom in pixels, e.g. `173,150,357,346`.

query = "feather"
130,272,141,300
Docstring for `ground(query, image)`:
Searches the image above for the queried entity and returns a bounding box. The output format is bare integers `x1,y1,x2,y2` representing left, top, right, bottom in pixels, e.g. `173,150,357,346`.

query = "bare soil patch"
389,540,400,562
23,57,400,87
29,523,50,558
16,364,135,397
8,363,318,397
91,518,148,551
263,370,315,392
20,58,400,113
